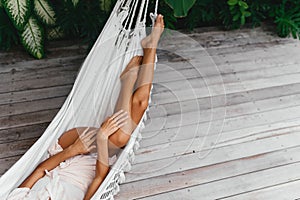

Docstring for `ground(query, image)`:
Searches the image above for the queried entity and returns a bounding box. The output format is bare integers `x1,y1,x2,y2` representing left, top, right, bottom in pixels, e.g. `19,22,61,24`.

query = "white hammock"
0,0,158,199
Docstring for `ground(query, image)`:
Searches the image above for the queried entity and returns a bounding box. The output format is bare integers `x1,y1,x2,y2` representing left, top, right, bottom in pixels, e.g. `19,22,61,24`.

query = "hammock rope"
150,0,159,25
0,0,159,199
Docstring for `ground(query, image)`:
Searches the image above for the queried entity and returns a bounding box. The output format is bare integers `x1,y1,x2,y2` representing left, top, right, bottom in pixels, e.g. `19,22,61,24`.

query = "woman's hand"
71,128,97,155
98,110,128,140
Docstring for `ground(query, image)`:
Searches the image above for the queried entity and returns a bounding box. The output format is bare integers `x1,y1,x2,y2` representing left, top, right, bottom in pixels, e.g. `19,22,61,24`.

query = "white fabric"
7,140,117,200
0,0,155,199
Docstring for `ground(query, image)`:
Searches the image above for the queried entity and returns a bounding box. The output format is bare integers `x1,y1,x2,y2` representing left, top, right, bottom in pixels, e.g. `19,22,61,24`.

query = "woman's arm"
84,110,128,200
19,146,78,188
19,129,96,189
84,137,110,200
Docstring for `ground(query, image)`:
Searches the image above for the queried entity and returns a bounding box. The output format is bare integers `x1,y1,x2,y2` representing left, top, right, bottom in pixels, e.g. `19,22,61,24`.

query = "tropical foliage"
175,0,300,39
1,0,300,58
1,0,56,58
0,0,113,58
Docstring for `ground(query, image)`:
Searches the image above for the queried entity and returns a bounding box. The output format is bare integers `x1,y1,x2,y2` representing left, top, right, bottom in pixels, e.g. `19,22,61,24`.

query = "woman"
7,14,164,200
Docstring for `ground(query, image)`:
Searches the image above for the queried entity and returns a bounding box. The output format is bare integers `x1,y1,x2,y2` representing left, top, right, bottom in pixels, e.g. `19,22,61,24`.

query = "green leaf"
2,0,31,30
229,5,235,11
238,1,248,9
244,11,251,17
165,0,196,18
275,6,300,39
20,17,44,59
46,26,64,40
33,0,56,26
71,0,79,7
240,15,245,25
99,0,111,12
227,0,238,6
233,13,240,21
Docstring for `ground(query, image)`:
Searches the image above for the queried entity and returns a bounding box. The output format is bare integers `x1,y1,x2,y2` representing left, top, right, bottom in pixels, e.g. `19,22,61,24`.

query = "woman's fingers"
109,109,125,121
113,110,128,122
110,110,128,127
117,122,127,128
79,128,97,152
116,115,128,127
88,145,96,152
81,131,96,144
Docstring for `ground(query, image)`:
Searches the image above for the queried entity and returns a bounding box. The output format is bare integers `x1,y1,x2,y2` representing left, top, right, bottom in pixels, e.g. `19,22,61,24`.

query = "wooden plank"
156,41,300,74
158,39,294,64
152,72,300,105
125,131,300,182
0,109,59,130
157,40,296,65
149,83,300,120
154,56,300,86
0,96,66,118
0,62,80,84
141,117,300,149
0,138,37,159
142,102,300,134
0,123,48,144
135,125,300,164
0,55,85,73
143,91,300,148
222,179,300,200
0,85,72,105
0,73,77,94
160,28,297,53
149,81,300,117
137,162,300,200
0,155,22,176
116,145,300,199
153,62,300,96
0,41,86,66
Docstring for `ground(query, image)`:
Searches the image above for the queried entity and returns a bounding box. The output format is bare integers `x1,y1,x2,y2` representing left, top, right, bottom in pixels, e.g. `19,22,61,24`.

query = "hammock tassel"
128,149,135,163
137,132,143,142
123,159,132,172
133,140,140,152
118,171,126,184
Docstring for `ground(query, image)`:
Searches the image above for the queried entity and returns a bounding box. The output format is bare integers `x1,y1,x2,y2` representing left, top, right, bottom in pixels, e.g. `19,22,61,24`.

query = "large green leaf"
33,0,56,25
165,0,196,18
2,0,31,30
20,17,44,59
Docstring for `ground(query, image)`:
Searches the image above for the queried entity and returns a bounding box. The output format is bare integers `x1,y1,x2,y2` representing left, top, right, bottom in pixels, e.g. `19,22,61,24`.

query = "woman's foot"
141,14,165,49
120,56,143,79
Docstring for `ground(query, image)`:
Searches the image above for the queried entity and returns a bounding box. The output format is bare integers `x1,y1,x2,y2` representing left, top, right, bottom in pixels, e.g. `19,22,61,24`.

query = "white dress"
7,140,117,200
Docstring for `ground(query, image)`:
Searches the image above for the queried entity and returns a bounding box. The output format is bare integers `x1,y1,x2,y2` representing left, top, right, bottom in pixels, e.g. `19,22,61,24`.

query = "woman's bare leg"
109,14,165,148
108,56,142,149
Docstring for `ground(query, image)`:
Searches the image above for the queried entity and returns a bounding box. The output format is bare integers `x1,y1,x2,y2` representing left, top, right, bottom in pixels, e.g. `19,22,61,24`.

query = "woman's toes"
156,15,162,25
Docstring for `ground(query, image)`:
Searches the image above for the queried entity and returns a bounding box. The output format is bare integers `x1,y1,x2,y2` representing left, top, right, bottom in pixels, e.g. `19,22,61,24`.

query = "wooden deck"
2,26,300,199
0,41,87,174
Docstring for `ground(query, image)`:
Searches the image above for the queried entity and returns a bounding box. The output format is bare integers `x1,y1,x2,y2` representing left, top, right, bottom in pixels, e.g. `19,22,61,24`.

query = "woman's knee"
109,131,130,148
132,87,150,111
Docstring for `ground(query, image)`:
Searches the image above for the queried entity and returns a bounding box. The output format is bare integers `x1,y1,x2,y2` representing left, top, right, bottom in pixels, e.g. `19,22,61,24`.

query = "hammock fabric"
0,0,158,199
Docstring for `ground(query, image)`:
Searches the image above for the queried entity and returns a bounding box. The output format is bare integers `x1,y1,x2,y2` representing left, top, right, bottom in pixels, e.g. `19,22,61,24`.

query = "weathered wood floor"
1,26,300,199
0,41,87,174
115,27,300,199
